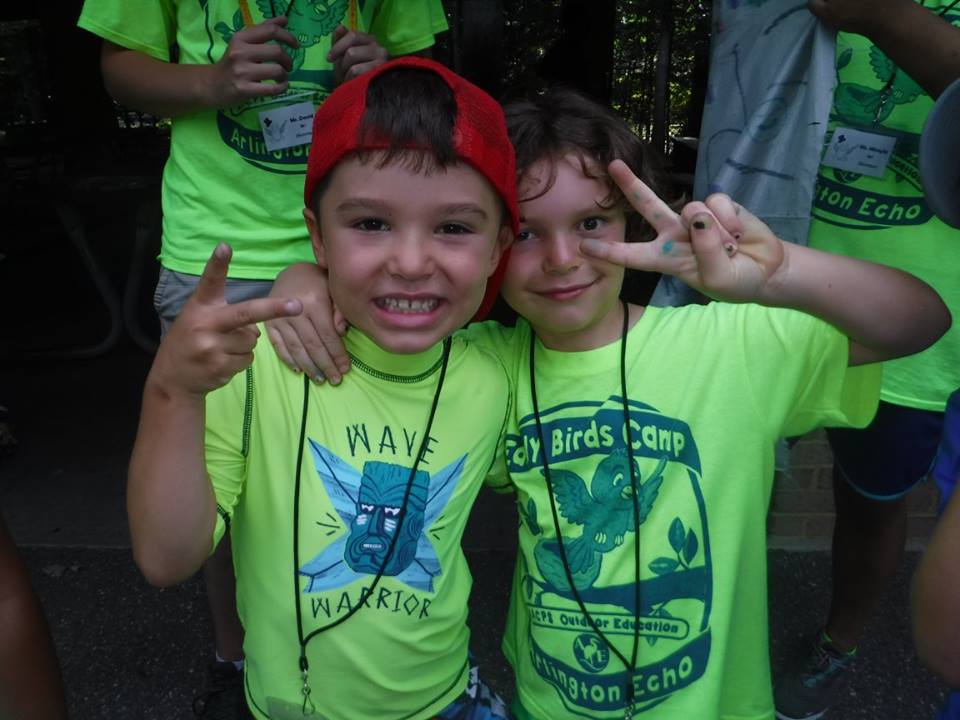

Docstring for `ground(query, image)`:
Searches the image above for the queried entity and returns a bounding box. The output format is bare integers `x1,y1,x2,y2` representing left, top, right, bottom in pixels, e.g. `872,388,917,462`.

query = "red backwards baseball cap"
303,57,518,321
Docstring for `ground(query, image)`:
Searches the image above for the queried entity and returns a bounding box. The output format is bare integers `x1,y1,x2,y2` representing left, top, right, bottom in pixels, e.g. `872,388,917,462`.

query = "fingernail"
581,238,603,254
338,362,351,374
313,373,325,384
284,300,300,313
692,218,709,230
723,243,737,255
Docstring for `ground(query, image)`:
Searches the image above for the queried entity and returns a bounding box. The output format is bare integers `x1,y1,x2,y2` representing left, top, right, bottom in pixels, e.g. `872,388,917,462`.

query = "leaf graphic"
833,83,885,126
214,21,234,43
683,530,699,565
255,0,276,19
649,557,680,575
647,635,658,647
837,47,853,70
668,517,685,554
526,498,542,535
232,10,244,31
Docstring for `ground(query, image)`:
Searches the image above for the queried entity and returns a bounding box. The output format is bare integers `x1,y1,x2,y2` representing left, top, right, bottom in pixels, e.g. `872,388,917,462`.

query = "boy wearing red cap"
127,58,516,720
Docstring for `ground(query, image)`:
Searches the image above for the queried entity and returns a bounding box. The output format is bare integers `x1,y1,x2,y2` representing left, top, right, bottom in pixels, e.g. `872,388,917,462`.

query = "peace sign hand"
149,244,303,399
581,160,787,304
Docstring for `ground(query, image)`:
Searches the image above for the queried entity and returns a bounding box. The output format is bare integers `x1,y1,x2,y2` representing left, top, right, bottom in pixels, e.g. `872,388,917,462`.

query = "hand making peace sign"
582,160,787,304
150,244,303,398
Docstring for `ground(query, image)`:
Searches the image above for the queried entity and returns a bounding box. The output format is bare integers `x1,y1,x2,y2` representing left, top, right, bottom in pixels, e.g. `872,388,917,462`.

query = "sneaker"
193,660,252,719
774,632,857,720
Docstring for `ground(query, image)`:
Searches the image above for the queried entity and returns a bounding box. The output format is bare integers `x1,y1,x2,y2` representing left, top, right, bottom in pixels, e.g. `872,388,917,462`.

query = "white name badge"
821,127,897,178
258,100,315,152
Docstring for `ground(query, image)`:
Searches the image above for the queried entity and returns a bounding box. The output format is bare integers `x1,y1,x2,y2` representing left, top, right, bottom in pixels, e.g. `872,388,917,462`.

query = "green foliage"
489,1,711,153
613,0,711,143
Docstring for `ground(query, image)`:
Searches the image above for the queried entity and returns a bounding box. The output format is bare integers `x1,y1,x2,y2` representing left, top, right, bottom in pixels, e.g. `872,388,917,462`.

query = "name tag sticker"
821,127,897,178
258,101,315,152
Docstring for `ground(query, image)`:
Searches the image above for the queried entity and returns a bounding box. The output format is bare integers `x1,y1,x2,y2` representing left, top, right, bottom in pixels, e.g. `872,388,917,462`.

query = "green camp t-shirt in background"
807,1,960,411
77,0,447,280
466,304,880,720
205,330,509,720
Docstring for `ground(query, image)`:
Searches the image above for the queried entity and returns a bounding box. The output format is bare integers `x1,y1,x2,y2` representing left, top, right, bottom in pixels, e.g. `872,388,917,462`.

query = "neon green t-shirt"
807,2,960,411
77,0,447,280
466,304,880,720
205,329,509,720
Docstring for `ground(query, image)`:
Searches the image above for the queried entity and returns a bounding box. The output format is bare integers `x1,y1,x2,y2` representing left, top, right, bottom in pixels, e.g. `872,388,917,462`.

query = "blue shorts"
933,390,960,512
433,664,510,720
826,401,944,500
932,392,960,720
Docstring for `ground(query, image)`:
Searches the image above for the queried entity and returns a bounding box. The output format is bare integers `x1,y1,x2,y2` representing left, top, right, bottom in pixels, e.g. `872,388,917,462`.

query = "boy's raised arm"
584,161,951,366
128,245,301,586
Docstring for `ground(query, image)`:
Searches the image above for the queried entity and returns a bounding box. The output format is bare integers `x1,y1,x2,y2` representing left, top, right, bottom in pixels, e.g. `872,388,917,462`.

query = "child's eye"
515,229,535,242
579,217,605,232
354,218,389,232
438,222,472,235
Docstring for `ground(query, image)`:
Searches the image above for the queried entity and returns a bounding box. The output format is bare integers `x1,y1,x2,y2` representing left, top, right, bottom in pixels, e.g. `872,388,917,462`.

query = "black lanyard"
291,337,451,714
529,301,644,719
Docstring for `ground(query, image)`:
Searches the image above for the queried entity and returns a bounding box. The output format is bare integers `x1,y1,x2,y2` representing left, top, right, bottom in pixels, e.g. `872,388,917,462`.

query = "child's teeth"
382,298,437,313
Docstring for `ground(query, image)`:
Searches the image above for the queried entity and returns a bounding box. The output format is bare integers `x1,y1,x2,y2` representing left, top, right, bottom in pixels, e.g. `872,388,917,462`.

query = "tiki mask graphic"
300,440,466,593
344,461,429,576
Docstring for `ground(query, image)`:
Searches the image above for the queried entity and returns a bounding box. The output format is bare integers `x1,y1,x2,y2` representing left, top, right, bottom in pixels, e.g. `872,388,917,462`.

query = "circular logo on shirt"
573,634,610,673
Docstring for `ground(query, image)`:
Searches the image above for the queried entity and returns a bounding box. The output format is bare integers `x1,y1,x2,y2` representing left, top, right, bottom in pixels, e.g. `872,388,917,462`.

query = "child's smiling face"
501,154,629,351
305,153,509,354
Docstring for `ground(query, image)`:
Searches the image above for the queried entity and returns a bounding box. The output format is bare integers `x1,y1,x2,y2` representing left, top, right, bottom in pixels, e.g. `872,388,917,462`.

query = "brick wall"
768,429,941,550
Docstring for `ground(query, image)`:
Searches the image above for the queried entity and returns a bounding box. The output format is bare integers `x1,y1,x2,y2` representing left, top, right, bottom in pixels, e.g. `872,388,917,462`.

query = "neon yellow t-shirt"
466,304,880,720
77,0,447,280
205,329,509,720
807,2,960,411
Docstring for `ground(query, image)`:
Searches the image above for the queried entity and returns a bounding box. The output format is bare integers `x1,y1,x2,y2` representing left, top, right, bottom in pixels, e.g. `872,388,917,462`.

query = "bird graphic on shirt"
535,452,669,592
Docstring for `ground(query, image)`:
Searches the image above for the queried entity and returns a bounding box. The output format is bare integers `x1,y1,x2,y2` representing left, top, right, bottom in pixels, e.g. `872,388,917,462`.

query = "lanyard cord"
529,301,642,715
291,337,452,713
